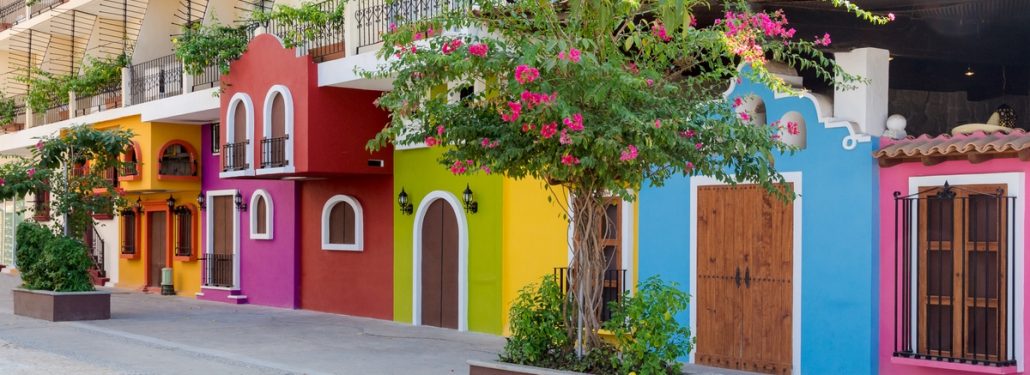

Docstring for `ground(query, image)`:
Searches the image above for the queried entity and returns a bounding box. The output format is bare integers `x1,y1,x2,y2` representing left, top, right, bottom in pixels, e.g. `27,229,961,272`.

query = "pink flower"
786,121,800,135
558,51,565,60
437,125,446,136
521,123,535,132
559,129,572,145
481,138,499,148
465,159,474,166
441,39,464,54
733,97,743,107
561,154,580,166
501,101,523,123
563,113,584,131
654,119,662,128
681,129,695,138
620,145,639,161
410,45,417,54
27,168,35,177
0,178,4,186
481,166,492,174
690,16,697,27
685,161,694,170
414,33,424,41
520,90,556,109
449,160,467,174
887,13,895,21
426,27,435,37
389,23,398,32
652,21,671,42
35,141,43,150
540,122,558,139
739,112,750,121
425,136,439,147
468,43,489,57
625,63,639,74
568,48,581,62
695,142,704,151
814,33,831,46
515,65,540,85
646,79,654,87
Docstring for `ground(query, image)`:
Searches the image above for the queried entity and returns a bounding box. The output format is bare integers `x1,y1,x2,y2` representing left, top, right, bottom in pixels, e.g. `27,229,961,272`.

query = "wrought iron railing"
192,64,220,91
554,267,627,322
28,0,62,17
204,253,234,288
119,162,139,177
893,182,1017,366
121,210,136,255
174,207,192,257
2,95,26,133
34,102,70,126
353,0,468,53
222,141,248,172
74,86,121,117
90,226,105,277
129,54,183,105
0,0,22,30
260,136,288,168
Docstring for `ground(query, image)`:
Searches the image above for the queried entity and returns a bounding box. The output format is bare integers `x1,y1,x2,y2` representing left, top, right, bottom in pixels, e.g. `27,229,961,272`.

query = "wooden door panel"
696,186,744,369
148,212,166,287
440,201,459,329
421,200,444,328
212,196,233,256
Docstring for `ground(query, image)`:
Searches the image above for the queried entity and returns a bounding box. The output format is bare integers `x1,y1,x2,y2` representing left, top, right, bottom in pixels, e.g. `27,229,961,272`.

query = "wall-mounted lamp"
964,66,975,77
235,191,248,211
135,197,143,213
197,192,206,210
166,195,176,210
462,184,478,214
397,188,413,215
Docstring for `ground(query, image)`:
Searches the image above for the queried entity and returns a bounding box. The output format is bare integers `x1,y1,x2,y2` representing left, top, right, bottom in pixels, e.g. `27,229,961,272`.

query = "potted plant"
0,125,134,321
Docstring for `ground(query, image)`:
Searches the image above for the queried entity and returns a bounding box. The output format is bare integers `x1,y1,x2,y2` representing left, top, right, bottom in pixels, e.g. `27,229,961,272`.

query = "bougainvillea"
363,0,890,352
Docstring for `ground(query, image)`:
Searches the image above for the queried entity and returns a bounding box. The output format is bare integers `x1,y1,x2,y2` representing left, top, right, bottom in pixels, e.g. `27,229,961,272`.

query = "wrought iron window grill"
204,253,233,288
260,136,288,168
554,267,627,322
222,141,248,172
354,0,470,53
893,182,1018,367
129,54,183,105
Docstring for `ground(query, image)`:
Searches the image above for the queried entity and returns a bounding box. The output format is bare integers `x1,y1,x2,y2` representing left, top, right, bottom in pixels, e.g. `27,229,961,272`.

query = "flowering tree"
364,0,889,349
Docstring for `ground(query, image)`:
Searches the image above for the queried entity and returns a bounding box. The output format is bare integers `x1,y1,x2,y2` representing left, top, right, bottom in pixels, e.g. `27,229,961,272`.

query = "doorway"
695,184,794,374
147,211,167,287
420,199,459,329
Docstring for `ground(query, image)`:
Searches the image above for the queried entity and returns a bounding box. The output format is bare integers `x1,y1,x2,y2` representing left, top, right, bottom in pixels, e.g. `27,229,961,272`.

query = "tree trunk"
565,188,608,352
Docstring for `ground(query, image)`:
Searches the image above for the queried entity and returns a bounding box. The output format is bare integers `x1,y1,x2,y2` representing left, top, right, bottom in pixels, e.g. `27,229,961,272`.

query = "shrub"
604,276,693,374
15,221,94,292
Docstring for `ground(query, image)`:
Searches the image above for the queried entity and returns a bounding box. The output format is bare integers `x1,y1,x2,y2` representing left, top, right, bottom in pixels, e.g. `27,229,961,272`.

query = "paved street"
0,274,502,375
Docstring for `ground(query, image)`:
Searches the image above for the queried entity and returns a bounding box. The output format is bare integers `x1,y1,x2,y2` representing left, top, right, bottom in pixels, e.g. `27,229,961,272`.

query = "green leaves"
15,55,125,113
15,222,94,292
175,20,251,76
604,276,693,374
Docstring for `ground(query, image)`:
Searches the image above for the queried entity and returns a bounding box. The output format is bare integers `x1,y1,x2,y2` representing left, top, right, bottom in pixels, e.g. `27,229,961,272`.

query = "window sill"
891,356,1018,374
156,175,200,182
118,175,141,181
120,253,139,260
173,255,195,262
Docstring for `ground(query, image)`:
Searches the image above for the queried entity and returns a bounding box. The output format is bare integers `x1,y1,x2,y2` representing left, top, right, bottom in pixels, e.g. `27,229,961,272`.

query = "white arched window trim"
321,195,364,251
222,92,255,178
256,85,296,175
248,189,273,240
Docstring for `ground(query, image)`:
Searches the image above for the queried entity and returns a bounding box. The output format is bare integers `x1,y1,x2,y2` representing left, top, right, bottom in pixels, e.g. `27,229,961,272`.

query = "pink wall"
879,157,1028,374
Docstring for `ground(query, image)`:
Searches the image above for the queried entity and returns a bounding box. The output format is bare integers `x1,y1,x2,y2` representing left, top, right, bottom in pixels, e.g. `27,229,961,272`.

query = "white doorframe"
564,196,636,293
411,190,469,332
688,173,803,374
204,189,241,291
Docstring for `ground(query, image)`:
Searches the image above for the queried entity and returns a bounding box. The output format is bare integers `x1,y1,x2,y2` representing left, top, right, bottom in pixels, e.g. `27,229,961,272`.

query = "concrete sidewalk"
0,274,502,374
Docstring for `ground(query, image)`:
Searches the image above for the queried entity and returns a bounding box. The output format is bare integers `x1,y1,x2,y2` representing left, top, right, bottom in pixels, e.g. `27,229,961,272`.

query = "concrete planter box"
12,288,111,322
467,360,587,375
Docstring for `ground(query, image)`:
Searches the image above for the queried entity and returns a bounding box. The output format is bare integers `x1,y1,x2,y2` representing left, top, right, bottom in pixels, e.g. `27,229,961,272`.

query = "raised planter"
468,360,587,375
12,288,111,322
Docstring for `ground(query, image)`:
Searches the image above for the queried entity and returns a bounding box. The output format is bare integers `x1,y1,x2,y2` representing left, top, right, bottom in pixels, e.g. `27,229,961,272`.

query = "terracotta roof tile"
874,129,1030,166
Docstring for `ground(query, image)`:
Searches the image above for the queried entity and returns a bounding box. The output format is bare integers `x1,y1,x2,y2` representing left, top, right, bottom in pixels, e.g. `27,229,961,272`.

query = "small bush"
604,276,694,374
15,222,94,292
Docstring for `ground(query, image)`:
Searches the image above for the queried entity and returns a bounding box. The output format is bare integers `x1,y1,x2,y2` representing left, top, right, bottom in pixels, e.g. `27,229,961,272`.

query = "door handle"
735,267,741,288
744,267,751,288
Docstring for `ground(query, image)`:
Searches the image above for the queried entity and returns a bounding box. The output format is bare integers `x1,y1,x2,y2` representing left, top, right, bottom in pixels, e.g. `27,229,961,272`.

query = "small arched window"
120,143,141,179
259,85,294,172
321,195,363,251
157,141,198,177
224,93,254,173
249,190,273,240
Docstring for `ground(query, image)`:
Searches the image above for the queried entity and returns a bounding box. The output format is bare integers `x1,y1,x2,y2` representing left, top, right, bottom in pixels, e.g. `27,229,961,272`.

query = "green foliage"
604,276,693,374
251,1,346,49
16,222,94,292
0,94,16,126
174,19,251,76
14,221,53,289
0,125,134,238
16,55,126,113
502,276,619,373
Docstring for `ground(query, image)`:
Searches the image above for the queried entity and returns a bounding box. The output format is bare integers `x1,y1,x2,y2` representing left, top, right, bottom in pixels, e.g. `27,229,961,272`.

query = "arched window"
157,141,198,178
249,189,273,240
259,85,294,173
321,195,363,251
120,143,141,179
224,93,254,174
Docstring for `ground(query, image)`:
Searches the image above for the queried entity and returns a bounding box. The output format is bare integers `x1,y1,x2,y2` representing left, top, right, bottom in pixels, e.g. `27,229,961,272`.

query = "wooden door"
696,185,793,375
421,199,459,329
210,196,234,287
148,211,167,287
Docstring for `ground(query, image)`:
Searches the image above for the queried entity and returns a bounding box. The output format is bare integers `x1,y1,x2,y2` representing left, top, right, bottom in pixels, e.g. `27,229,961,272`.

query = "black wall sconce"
166,195,176,210
462,184,478,214
397,188,413,215
196,192,206,210
134,197,143,213
235,191,248,211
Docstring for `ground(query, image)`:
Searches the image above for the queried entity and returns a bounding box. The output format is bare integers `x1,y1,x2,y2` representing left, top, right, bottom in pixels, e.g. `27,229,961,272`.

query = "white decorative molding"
222,93,256,178
411,191,469,332
248,189,274,240
256,85,296,175
204,189,241,291
320,195,364,251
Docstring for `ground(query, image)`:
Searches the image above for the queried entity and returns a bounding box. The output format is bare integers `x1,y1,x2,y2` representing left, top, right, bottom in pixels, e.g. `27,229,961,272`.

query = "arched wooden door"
421,199,459,329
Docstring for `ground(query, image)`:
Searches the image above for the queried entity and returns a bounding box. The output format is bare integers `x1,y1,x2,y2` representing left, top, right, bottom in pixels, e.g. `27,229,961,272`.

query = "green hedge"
15,222,94,292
